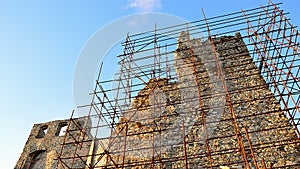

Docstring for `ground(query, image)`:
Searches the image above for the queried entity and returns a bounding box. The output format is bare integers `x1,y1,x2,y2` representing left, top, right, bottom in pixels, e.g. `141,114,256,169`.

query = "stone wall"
15,118,92,169
94,32,299,168
211,32,299,168
16,31,300,169
165,32,299,168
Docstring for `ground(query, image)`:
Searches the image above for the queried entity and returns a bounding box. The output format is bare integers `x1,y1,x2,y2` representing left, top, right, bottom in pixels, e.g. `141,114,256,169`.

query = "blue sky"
0,0,299,168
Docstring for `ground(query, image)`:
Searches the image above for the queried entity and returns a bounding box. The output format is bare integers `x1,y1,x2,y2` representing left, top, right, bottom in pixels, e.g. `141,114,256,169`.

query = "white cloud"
127,0,162,12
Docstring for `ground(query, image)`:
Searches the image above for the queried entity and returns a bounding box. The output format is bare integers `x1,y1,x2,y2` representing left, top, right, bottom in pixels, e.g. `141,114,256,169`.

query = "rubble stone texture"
15,118,92,169
96,32,299,168
16,32,299,169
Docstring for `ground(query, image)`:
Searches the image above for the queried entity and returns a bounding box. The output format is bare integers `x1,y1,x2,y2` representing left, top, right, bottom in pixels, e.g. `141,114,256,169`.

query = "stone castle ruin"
15,118,93,169
16,2,299,169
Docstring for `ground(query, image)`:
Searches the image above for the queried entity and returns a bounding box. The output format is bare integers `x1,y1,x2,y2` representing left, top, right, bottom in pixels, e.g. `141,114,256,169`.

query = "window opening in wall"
56,122,68,136
36,125,48,139
26,150,46,169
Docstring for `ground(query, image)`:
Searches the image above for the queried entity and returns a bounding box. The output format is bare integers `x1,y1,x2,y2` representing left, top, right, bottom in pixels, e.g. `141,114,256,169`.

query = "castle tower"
85,32,299,168
19,2,299,169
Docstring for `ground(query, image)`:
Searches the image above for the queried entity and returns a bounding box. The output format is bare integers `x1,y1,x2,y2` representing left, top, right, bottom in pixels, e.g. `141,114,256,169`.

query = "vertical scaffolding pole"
201,8,250,169
185,23,213,169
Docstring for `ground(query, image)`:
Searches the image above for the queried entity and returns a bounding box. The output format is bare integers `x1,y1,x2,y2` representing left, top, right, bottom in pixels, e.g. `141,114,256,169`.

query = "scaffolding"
55,1,299,169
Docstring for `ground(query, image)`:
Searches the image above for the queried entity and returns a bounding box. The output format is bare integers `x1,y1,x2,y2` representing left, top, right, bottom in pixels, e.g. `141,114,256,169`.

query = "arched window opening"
25,150,46,169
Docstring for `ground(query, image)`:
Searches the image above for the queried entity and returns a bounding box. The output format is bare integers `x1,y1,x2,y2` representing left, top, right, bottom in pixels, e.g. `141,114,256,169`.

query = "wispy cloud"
127,0,162,12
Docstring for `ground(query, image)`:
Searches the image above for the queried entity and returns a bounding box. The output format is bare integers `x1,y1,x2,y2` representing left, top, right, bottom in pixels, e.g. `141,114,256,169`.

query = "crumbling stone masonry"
15,118,92,169
16,32,299,169
92,32,299,168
